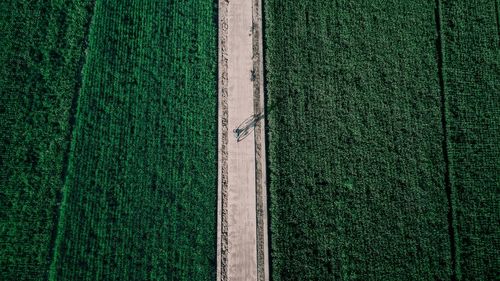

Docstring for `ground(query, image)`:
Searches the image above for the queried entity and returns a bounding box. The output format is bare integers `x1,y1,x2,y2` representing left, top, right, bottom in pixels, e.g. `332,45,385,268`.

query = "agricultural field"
48,0,218,280
1,0,498,280
0,1,95,280
265,0,499,280
264,0,497,279
1,0,218,280
441,0,500,280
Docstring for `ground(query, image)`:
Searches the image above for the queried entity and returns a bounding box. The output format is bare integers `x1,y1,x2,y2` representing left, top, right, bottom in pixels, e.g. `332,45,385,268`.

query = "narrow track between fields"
217,0,269,280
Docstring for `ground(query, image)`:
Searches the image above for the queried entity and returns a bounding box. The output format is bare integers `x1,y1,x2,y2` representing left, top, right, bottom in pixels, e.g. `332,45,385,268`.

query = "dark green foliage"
441,0,500,279
0,1,94,280
48,0,218,280
265,1,453,279
1,0,216,280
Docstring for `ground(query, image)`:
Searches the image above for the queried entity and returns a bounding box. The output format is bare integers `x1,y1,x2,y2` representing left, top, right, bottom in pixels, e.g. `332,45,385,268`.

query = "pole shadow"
232,113,264,142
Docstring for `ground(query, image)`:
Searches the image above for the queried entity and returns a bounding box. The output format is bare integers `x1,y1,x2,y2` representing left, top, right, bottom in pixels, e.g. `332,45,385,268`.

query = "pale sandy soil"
217,0,268,280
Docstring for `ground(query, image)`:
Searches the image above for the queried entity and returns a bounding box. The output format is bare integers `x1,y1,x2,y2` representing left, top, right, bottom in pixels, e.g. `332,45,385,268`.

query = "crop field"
2,0,217,280
265,0,498,280
441,0,500,279
1,0,498,280
48,0,218,280
0,1,95,280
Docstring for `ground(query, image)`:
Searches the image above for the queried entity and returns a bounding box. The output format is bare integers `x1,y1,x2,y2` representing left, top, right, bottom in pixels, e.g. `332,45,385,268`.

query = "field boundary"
495,0,500,45
47,1,98,280
252,0,269,280
434,0,460,280
216,0,229,279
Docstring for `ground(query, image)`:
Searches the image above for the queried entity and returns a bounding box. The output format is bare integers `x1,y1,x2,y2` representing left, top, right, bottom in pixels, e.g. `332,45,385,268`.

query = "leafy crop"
1,0,217,280
441,0,500,279
0,1,95,280
48,1,218,280
265,0,500,279
265,1,454,279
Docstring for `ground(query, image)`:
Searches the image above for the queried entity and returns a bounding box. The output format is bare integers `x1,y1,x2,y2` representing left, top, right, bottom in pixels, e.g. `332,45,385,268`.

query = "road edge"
217,0,229,280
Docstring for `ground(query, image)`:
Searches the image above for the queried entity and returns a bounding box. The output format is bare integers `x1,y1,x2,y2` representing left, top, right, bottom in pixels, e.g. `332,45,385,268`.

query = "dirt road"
217,0,268,280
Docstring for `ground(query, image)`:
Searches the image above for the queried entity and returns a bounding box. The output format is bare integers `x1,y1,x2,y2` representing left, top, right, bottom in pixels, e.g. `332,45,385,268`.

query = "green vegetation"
48,0,218,280
441,0,500,280
0,1,95,280
2,0,217,280
2,0,498,280
265,1,453,279
265,0,500,279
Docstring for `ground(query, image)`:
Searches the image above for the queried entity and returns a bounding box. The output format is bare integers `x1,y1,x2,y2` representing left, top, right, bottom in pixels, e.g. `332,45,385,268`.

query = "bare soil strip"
251,0,269,280
217,0,268,280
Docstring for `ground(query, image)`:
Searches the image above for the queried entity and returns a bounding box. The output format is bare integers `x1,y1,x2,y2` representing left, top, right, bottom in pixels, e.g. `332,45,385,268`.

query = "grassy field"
265,0,500,279
1,0,217,280
48,0,218,280
0,1,94,280
265,1,453,279
441,0,500,280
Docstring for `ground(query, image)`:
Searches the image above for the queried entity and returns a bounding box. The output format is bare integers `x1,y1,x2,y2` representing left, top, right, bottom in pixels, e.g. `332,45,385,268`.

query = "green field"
0,1,95,279
265,0,498,280
1,0,498,280
49,0,217,280
1,0,217,280
441,0,500,279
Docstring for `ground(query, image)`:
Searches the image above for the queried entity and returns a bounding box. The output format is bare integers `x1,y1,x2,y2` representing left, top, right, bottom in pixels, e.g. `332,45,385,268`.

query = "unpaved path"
217,0,268,280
